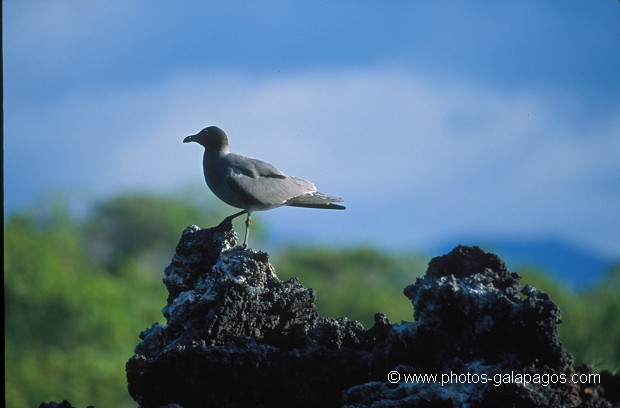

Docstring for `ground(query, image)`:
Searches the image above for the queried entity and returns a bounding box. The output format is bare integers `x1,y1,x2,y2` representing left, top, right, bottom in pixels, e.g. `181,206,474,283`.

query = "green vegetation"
5,191,619,407
275,246,426,326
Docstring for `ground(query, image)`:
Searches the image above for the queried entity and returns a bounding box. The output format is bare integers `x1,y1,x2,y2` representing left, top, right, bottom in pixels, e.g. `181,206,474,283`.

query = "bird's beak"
183,135,194,143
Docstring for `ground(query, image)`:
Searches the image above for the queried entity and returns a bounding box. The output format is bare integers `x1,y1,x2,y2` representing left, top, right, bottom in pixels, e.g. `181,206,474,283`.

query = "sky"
4,1,620,259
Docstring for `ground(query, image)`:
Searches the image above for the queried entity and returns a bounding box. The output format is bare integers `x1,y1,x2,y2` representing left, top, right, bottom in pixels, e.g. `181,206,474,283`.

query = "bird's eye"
201,127,209,133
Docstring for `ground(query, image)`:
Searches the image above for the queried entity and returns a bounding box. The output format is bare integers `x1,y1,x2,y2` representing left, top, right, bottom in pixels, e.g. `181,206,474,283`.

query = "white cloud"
5,66,619,256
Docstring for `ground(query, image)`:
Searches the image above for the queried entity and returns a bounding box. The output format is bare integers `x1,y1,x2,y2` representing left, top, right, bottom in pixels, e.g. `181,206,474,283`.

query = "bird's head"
183,126,229,153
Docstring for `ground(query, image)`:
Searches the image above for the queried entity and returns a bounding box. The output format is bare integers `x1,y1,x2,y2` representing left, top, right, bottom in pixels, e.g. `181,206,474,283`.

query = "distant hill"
433,237,615,290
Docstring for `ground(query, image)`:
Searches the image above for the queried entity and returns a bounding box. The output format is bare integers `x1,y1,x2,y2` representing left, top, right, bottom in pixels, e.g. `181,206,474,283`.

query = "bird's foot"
217,217,233,228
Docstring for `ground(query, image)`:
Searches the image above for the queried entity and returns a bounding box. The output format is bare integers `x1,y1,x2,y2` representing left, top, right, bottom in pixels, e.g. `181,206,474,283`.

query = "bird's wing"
225,154,317,207
227,153,287,179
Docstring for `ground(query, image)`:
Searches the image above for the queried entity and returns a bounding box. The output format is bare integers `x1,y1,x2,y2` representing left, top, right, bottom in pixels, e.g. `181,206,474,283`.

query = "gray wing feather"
220,153,344,210
228,164,317,207
227,153,287,179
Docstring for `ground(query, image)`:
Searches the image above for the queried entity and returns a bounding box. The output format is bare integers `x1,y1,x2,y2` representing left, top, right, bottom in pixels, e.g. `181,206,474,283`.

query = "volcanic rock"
126,222,619,408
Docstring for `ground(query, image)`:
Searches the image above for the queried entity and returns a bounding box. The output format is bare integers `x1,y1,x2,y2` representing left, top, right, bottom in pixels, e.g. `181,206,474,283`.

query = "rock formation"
125,221,619,407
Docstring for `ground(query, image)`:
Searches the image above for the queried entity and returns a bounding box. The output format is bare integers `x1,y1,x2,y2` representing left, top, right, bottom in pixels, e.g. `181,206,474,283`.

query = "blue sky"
4,1,620,258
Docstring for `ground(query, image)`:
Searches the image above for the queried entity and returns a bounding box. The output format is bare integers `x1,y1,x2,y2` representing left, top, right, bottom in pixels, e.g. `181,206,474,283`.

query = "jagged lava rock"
343,246,619,408
127,225,619,408
406,245,571,372
126,221,392,408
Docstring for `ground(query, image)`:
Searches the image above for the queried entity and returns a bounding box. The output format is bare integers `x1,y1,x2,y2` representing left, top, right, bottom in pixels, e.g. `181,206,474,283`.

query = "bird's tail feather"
285,192,346,210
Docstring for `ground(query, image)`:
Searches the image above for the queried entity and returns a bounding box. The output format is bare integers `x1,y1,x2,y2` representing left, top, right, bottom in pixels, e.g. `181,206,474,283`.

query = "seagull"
184,126,345,248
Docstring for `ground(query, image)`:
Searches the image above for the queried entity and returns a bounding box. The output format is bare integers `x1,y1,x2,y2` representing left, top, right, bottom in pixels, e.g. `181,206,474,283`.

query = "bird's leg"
217,210,251,247
242,213,252,249
221,209,247,224
218,209,247,230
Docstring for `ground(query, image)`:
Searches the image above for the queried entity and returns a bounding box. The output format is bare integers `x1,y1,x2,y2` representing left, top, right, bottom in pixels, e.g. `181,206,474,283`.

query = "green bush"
274,246,427,327
5,208,165,407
